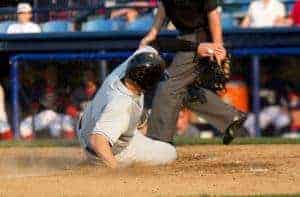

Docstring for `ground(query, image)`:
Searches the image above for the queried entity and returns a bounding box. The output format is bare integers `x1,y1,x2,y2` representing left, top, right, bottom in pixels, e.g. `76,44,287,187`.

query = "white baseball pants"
20,110,74,138
81,131,177,167
0,84,8,123
244,105,291,137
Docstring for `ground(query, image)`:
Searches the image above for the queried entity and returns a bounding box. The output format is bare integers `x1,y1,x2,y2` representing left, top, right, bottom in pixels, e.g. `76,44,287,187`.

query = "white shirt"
78,46,158,155
247,0,286,27
7,22,41,34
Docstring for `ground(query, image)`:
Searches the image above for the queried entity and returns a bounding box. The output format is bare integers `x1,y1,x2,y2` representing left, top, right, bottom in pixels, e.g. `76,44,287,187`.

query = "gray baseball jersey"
77,46,157,155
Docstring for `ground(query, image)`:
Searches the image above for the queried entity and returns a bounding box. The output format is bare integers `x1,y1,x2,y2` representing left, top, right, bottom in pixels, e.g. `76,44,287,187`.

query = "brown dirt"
0,145,300,196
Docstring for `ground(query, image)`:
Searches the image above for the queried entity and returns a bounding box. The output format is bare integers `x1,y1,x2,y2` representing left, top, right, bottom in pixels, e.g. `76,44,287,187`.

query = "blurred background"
0,0,300,141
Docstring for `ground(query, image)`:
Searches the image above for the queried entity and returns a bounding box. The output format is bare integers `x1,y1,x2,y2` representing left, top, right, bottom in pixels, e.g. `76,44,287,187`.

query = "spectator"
176,109,203,138
244,77,291,137
241,0,286,28
288,0,300,26
289,92,300,133
7,3,41,34
20,67,75,140
66,70,98,119
110,8,139,23
110,1,152,22
276,0,300,26
49,0,77,20
0,83,12,140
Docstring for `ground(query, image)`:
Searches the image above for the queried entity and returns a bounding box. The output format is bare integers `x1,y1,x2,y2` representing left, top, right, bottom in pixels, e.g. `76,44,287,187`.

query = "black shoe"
223,115,247,145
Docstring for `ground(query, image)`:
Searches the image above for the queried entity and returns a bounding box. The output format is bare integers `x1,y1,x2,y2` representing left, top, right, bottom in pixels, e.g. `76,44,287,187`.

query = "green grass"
0,137,300,148
174,137,300,146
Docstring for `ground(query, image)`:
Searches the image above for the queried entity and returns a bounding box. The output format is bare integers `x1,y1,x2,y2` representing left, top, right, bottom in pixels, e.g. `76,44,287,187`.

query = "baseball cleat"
223,115,247,145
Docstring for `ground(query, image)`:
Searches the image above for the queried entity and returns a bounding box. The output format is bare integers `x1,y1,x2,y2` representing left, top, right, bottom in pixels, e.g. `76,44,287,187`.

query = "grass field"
175,137,300,146
0,137,300,196
1,137,300,148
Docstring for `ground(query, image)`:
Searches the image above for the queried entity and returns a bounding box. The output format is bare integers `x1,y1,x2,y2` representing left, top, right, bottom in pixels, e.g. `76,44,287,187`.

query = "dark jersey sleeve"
204,0,220,12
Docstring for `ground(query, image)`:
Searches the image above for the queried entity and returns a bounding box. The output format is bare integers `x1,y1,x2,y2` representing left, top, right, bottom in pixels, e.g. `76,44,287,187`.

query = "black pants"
147,34,242,142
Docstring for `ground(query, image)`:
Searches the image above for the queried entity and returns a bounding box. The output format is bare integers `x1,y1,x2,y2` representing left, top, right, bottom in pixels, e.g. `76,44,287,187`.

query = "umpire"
140,0,246,144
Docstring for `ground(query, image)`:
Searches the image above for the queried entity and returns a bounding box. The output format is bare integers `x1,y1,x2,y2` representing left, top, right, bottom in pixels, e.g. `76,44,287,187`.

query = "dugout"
1,28,300,137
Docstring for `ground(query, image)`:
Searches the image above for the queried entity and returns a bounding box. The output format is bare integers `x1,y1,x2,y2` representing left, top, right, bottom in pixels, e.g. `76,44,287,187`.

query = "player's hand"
197,43,216,58
214,44,227,65
197,43,227,64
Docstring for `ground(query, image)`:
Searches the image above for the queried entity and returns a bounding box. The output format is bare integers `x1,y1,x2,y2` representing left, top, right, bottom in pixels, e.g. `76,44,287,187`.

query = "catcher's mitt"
191,55,231,93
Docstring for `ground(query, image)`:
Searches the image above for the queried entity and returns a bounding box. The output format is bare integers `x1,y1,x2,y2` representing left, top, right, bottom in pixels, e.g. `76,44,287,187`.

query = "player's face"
124,78,143,95
17,12,32,23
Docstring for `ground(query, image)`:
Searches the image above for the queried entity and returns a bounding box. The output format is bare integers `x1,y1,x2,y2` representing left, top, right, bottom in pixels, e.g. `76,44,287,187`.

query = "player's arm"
90,101,131,168
89,134,118,169
140,1,166,47
203,1,226,64
208,8,223,45
208,8,227,64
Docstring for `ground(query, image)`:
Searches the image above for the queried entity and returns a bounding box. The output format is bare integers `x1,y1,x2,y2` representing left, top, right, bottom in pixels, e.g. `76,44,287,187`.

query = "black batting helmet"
124,52,166,91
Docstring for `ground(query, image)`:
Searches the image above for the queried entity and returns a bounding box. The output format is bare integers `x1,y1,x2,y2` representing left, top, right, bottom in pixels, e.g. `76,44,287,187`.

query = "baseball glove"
150,37,231,92
191,55,231,93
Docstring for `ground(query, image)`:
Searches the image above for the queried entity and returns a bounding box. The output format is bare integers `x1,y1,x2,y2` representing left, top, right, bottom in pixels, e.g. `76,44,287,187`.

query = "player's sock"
0,129,13,140
64,130,75,140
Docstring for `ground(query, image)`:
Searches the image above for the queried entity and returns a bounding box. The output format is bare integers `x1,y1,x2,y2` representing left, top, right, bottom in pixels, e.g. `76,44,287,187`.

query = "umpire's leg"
187,87,244,133
147,51,196,143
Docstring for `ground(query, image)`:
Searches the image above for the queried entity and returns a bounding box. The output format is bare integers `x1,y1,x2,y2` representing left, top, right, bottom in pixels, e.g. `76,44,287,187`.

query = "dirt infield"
0,145,299,196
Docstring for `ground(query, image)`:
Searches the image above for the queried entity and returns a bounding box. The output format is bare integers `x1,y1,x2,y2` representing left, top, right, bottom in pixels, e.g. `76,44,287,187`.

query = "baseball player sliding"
77,46,177,168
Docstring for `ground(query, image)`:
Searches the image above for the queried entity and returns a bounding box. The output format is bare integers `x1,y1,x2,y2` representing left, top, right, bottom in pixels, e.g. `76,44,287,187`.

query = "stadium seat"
0,21,15,33
222,13,237,29
125,15,153,31
42,20,73,32
82,18,125,32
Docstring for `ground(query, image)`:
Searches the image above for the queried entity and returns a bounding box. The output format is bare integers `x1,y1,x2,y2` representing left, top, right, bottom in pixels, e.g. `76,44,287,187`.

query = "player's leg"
61,115,76,139
20,116,34,139
273,108,291,134
49,115,62,138
243,113,256,137
20,110,58,139
116,131,177,167
245,106,291,136
147,51,196,143
76,120,103,165
186,87,247,144
49,114,75,139
0,120,13,140
0,83,8,122
0,84,12,140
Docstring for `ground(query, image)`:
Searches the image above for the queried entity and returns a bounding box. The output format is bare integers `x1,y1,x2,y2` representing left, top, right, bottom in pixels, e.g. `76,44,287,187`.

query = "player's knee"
20,117,33,139
49,121,62,138
160,143,177,164
40,110,58,124
167,146,177,163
